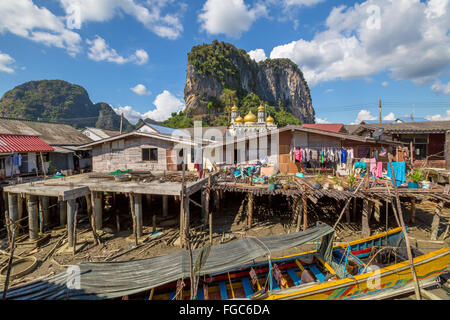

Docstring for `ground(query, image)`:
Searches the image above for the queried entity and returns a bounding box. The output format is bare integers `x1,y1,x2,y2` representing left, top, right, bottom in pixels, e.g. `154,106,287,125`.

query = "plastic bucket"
408,182,418,189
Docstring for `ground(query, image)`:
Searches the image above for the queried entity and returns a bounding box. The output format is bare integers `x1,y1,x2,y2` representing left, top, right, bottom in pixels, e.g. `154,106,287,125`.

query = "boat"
4,224,449,300
143,227,450,300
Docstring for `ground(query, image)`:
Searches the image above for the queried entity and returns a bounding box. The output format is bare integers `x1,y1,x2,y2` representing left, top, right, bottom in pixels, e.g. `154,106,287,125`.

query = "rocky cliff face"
184,41,315,123
0,80,134,131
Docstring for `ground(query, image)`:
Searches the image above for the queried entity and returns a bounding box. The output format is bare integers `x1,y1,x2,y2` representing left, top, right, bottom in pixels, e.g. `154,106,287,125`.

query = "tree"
220,89,238,113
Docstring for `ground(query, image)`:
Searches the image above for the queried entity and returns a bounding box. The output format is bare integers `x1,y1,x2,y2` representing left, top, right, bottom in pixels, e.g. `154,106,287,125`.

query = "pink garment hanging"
376,162,383,178
295,149,301,162
370,158,377,176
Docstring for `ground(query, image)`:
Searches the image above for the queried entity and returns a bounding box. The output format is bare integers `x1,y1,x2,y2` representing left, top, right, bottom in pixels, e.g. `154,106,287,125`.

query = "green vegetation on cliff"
0,80,134,131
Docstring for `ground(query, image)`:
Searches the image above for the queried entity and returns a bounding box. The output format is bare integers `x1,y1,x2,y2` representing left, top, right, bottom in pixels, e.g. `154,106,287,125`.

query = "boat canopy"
6,223,334,300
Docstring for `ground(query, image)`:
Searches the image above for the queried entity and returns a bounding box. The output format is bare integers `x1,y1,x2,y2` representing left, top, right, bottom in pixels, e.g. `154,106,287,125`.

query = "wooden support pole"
201,189,207,223
345,202,351,223
247,193,254,228
128,193,138,246
59,200,67,227
374,202,381,223
26,195,39,241
162,195,168,218
73,201,78,255
302,196,308,231
39,152,47,178
296,197,302,232
89,192,100,245
38,196,44,234
152,214,156,234
94,192,102,229
362,199,370,238
214,190,220,212
431,201,444,241
41,196,49,230
410,198,416,225
85,194,92,217
388,153,422,300
67,199,76,247
134,194,143,237
17,195,24,221
209,211,213,244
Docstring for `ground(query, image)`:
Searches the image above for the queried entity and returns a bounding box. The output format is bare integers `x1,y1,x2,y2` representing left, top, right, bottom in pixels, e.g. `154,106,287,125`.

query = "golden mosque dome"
257,105,265,112
244,111,257,123
231,105,239,112
235,115,244,123
266,115,274,123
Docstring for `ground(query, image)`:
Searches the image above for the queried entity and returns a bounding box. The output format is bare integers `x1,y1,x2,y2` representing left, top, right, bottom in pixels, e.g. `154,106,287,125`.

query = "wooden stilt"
296,197,302,232
362,199,370,238
152,214,156,234
89,191,100,245
128,193,138,246
73,201,78,255
374,202,381,223
410,198,416,225
302,196,308,231
209,211,213,244
431,201,444,241
345,201,351,223
247,193,254,228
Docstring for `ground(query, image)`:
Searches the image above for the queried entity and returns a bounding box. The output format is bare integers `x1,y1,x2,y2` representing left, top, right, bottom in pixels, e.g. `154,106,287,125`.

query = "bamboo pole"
302,196,308,231
388,153,421,300
39,152,47,178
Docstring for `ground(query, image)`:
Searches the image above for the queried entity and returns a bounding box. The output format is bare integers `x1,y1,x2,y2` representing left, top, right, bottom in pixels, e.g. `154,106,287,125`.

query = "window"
142,148,158,161
112,139,124,154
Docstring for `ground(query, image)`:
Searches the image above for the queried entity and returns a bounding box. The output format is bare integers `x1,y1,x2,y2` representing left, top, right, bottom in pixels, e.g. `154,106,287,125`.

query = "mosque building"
228,104,277,136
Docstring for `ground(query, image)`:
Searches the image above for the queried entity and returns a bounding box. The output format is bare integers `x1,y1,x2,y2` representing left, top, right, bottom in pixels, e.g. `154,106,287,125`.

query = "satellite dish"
373,128,384,141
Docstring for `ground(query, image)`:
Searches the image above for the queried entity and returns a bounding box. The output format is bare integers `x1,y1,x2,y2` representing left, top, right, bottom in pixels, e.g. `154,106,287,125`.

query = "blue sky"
0,0,449,125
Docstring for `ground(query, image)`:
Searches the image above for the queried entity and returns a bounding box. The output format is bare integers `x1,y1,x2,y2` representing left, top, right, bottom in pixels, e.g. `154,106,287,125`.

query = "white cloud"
131,84,151,96
144,90,185,121
86,36,149,65
134,49,149,65
198,0,267,38
425,110,450,121
113,105,144,125
270,0,450,88
382,81,389,87
59,0,184,40
431,80,450,94
0,52,15,73
325,88,334,93
352,109,376,124
383,112,396,121
248,49,267,62
316,117,330,124
0,0,82,55
283,0,325,7
113,90,185,124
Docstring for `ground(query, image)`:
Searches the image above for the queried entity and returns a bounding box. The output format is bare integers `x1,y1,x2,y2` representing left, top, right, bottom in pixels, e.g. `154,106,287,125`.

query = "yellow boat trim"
316,255,336,275
295,259,305,272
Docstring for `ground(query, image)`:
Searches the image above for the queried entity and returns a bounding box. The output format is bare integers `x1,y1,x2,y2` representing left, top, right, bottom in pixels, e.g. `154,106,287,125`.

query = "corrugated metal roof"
351,121,450,134
0,118,92,146
0,134,54,153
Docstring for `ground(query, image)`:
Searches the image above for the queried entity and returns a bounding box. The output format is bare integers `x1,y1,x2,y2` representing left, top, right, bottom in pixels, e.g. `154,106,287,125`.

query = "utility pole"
378,98,382,124
411,104,414,121
120,112,123,134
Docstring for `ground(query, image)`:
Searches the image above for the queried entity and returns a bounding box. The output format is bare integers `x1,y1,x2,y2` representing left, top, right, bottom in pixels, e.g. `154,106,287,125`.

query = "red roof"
302,123,345,133
0,134,54,153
